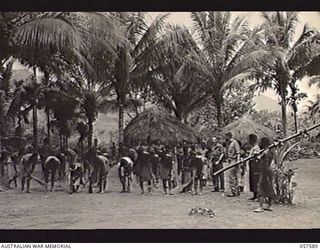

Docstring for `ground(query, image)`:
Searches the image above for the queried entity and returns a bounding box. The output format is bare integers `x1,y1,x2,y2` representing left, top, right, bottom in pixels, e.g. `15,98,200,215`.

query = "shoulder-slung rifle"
213,123,320,176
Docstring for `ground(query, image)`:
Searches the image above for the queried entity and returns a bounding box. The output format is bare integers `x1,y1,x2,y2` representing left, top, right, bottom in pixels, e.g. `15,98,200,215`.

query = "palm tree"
255,11,320,136
191,11,277,128
1,12,141,157
55,21,123,150
109,12,190,156
0,12,86,150
43,88,79,149
147,25,209,121
288,85,307,133
0,12,26,64
53,60,113,150
0,61,34,153
1,12,124,150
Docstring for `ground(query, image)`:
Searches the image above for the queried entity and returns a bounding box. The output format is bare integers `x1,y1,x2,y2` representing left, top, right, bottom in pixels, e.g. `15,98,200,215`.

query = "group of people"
118,132,276,212
0,131,276,212
119,133,238,196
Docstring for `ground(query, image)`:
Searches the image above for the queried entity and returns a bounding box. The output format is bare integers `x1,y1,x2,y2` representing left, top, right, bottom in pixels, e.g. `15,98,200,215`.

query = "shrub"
272,142,299,204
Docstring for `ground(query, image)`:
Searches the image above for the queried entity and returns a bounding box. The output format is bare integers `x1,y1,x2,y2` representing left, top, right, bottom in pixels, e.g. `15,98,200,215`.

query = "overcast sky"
148,12,320,111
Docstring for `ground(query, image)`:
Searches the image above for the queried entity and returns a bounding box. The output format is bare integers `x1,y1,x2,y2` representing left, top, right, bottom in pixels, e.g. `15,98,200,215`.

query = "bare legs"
162,179,173,195
254,196,273,212
194,179,205,195
140,180,152,194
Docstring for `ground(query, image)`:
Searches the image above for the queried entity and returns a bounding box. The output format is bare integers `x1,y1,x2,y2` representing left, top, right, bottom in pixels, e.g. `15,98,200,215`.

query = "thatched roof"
124,107,202,145
221,116,276,143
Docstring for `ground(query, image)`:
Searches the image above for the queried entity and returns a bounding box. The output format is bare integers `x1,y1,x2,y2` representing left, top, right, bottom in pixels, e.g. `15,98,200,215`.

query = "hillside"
24,110,129,146
253,94,280,112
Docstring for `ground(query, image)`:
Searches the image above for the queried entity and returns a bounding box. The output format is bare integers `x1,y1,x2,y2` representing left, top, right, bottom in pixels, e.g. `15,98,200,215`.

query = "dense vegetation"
1,12,320,156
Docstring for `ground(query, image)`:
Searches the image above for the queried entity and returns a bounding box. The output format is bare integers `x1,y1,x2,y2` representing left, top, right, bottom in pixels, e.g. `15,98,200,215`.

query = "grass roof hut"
221,116,276,144
124,107,202,146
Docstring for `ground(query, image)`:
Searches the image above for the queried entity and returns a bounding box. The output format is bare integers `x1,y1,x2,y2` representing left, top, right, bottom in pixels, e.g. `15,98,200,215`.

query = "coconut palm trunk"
32,68,38,150
281,101,287,136
118,103,124,159
32,104,38,150
280,91,288,137
88,118,93,150
44,71,51,147
65,134,68,149
46,111,51,147
214,95,223,128
293,108,298,133
216,103,223,128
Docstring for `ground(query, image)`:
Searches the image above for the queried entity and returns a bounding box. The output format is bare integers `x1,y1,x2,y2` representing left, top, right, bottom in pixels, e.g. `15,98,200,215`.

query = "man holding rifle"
224,132,241,197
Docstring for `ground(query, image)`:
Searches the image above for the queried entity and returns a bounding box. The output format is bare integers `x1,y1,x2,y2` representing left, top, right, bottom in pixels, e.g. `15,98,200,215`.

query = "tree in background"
42,88,79,150
306,94,320,121
0,12,87,150
250,110,282,131
254,12,320,136
190,83,255,132
1,12,124,150
288,86,307,133
147,25,209,121
190,11,279,128
109,12,191,156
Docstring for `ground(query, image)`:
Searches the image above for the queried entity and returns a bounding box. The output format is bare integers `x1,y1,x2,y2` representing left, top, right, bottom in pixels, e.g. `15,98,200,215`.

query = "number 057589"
300,244,318,248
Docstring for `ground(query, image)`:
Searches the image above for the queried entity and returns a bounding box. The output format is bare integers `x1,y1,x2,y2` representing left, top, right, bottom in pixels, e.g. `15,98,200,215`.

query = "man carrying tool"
224,132,241,197
118,155,134,193
18,145,40,193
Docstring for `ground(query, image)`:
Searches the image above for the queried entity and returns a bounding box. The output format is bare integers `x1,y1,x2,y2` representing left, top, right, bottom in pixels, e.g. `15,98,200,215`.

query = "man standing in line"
210,137,225,192
248,134,260,201
225,132,241,197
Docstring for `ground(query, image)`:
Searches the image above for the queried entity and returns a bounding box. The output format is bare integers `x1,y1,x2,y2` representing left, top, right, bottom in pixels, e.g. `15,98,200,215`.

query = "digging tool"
24,168,47,189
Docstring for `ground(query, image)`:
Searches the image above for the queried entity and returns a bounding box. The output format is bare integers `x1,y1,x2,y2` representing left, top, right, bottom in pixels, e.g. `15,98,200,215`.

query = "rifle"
213,123,320,176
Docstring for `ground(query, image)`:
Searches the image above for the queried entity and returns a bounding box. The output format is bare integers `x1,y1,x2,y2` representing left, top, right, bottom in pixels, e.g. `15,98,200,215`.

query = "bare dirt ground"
0,158,319,229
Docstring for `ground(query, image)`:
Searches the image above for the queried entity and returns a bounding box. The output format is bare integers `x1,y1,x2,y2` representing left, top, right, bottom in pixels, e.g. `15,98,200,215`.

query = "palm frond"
285,12,300,43
14,13,84,52
0,60,13,96
132,13,169,59
222,70,253,93
226,46,285,82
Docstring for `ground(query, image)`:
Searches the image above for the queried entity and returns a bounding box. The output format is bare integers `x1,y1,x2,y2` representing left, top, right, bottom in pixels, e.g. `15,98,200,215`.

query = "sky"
148,12,320,111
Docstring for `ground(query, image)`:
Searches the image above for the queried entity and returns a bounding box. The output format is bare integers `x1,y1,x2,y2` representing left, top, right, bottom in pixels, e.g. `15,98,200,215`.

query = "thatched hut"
221,116,276,144
124,107,202,146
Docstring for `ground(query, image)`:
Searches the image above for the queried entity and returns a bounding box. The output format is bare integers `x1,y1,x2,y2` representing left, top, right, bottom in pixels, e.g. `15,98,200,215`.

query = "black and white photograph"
0,9,320,233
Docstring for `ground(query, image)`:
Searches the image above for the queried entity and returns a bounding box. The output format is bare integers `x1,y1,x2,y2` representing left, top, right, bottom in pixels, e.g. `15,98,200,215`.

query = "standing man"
39,138,51,175
136,146,154,194
93,138,99,153
238,143,247,193
211,137,225,192
248,134,261,201
159,147,174,195
191,152,207,196
225,132,241,197
180,145,193,193
199,140,208,156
